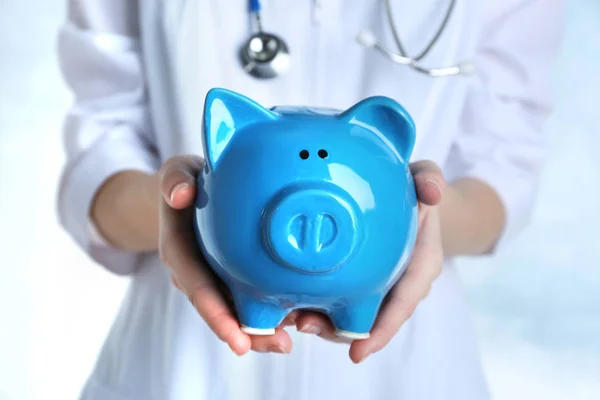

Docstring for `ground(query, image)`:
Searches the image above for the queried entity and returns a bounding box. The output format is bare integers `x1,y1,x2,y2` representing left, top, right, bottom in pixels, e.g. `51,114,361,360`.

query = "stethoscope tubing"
241,0,474,79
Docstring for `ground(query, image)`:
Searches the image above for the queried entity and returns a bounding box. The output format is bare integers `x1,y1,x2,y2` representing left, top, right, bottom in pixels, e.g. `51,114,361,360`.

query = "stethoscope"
240,0,475,79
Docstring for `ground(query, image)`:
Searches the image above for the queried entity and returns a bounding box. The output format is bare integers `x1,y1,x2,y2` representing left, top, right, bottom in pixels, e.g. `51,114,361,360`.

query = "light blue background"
0,1,597,399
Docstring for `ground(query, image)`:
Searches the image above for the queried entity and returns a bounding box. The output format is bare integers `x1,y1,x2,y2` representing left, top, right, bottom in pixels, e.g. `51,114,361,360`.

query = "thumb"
158,155,205,209
409,160,445,206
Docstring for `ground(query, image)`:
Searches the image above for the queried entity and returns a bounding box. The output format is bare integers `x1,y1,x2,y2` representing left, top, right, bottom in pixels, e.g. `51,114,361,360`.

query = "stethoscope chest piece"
240,31,290,79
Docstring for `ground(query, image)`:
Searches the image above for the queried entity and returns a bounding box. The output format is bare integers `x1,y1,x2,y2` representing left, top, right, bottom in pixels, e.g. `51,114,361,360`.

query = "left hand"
291,160,445,363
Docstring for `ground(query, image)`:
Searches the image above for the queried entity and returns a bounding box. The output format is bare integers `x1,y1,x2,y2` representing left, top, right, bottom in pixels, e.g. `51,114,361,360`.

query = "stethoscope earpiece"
356,0,475,78
356,29,475,77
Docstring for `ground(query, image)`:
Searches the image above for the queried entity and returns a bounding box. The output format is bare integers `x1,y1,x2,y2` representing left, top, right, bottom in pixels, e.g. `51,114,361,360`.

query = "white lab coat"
56,1,564,399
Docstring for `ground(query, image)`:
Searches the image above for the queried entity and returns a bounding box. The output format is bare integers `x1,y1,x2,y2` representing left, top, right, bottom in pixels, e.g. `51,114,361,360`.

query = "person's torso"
81,2,491,399
139,0,482,167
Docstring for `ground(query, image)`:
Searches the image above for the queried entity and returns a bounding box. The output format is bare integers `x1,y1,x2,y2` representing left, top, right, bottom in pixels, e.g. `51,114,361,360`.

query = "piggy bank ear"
340,96,416,161
202,88,276,169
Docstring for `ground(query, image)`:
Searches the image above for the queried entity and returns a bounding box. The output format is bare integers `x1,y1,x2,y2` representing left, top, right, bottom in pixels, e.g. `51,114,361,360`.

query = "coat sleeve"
443,0,565,252
57,0,160,274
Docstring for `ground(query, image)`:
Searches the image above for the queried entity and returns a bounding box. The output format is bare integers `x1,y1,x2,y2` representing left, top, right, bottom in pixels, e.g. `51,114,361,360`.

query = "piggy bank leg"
233,293,289,336
329,297,383,340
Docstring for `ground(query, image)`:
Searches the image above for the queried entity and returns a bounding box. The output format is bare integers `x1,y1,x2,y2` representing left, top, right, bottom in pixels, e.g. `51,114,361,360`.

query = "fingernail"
282,314,296,326
232,334,248,356
230,340,244,356
299,324,321,335
424,179,441,194
269,345,288,354
169,182,189,203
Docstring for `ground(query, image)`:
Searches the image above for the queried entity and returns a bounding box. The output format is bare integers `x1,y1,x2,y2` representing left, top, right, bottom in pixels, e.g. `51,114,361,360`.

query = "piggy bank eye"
299,150,310,159
318,149,328,159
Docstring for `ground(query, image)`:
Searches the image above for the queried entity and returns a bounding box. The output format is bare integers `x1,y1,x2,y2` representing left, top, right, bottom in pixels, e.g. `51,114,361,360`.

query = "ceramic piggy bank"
194,88,418,339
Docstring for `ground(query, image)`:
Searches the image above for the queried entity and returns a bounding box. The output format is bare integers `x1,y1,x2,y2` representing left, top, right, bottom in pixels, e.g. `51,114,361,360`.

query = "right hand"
157,155,295,355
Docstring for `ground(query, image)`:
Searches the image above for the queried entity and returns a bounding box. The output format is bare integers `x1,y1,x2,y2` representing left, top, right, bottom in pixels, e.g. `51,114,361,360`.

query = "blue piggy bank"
194,88,418,339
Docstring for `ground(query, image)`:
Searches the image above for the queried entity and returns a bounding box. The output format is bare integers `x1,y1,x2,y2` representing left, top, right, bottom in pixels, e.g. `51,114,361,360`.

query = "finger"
159,155,205,209
171,274,182,291
159,197,251,356
250,328,294,353
296,312,328,337
281,310,300,327
409,160,445,206
349,280,425,363
190,282,252,356
350,214,443,363
295,312,351,343
349,271,442,364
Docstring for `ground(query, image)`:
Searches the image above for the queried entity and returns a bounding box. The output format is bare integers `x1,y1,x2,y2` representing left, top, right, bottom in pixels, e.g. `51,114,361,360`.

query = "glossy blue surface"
194,88,418,338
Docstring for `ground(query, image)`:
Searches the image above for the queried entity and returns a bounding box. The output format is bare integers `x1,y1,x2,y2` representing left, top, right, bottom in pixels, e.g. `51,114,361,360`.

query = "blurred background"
0,1,598,399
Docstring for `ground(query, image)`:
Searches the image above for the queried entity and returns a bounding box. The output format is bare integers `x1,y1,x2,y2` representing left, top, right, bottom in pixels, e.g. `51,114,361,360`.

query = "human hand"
157,155,295,356
293,160,445,363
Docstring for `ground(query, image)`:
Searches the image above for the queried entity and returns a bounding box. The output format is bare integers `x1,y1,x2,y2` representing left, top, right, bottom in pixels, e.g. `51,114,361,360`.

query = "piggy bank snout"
262,184,361,274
